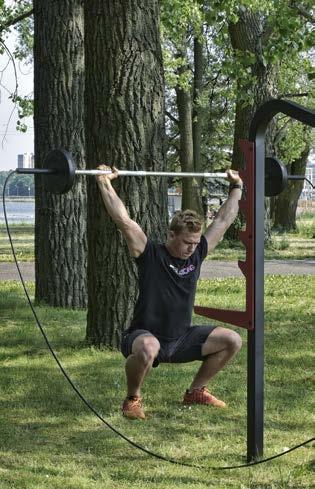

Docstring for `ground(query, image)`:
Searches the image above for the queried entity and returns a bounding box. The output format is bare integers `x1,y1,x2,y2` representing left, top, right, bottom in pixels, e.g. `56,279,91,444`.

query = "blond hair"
169,209,203,235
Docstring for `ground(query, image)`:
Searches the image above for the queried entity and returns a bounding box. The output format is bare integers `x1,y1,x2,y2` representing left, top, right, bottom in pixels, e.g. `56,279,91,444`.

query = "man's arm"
95,166,147,258
204,170,243,254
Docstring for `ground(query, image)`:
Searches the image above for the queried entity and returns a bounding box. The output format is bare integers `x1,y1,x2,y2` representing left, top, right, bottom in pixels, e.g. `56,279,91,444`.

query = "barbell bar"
16,149,229,194
15,148,311,196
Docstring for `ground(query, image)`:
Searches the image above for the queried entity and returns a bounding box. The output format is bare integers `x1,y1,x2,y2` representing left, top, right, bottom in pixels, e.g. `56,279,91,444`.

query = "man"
96,166,243,420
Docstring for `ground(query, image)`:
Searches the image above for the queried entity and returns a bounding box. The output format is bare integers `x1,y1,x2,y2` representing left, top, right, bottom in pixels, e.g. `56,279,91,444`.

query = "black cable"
2,171,314,471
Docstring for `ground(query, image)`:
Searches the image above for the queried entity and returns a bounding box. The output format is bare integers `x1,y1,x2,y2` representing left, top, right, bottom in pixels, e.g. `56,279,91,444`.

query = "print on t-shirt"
169,264,196,277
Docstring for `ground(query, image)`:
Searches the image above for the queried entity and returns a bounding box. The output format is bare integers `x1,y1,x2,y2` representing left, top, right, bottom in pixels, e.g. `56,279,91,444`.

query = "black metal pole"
247,99,315,462
247,131,265,462
16,168,56,175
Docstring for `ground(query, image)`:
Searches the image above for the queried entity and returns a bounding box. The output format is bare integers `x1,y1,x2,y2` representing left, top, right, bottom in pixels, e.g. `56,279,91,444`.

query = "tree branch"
0,7,34,33
289,2,315,23
273,119,292,148
0,39,19,148
165,110,179,125
168,131,180,143
279,92,309,98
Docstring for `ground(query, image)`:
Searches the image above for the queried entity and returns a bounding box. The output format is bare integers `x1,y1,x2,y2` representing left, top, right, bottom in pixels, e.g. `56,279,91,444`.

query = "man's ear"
167,230,175,240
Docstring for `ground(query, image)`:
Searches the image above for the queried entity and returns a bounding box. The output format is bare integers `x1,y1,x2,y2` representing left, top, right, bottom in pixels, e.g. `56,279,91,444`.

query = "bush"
297,220,315,238
266,234,290,251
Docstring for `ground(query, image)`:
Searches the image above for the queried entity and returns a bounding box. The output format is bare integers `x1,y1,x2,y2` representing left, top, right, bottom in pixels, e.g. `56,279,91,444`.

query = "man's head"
166,210,203,259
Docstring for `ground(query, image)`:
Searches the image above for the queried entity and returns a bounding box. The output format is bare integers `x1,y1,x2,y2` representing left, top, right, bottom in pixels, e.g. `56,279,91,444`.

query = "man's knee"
133,335,160,366
223,329,242,353
203,327,242,356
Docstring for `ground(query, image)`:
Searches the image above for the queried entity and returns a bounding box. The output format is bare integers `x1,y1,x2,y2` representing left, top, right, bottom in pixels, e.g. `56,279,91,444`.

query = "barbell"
15,148,311,196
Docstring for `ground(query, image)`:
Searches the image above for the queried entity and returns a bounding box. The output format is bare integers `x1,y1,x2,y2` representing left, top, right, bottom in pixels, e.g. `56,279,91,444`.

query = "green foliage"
161,0,314,181
273,55,314,165
0,1,33,43
13,2,33,63
161,0,204,43
267,234,290,250
0,1,34,131
277,121,308,163
0,171,34,196
296,218,315,239
262,1,314,63
161,1,236,173
213,1,314,105
11,94,34,132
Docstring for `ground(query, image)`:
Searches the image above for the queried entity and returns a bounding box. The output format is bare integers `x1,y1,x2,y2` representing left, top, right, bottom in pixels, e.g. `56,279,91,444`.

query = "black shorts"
121,325,216,368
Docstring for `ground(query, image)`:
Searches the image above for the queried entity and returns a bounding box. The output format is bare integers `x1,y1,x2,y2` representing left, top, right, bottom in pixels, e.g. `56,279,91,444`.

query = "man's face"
167,230,201,259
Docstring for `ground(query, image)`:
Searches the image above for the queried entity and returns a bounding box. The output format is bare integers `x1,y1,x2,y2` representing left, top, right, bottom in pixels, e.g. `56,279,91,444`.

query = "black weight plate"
43,149,76,194
265,157,288,197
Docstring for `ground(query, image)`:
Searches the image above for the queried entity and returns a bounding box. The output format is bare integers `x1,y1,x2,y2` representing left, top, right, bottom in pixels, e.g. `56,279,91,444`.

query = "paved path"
201,259,315,278
1,260,314,281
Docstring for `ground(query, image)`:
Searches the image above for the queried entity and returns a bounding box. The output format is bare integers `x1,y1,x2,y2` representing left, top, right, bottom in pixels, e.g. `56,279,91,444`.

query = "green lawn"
1,213,314,262
0,224,35,262
0,277,314,488
209,213,315,261
209,235,315,261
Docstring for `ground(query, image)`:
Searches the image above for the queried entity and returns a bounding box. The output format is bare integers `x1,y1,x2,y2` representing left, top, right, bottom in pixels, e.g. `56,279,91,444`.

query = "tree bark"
85,0,168,348
193,35,203,173
33,0,87,308
175,43,203,215
273,142,311,230
193,35,206,219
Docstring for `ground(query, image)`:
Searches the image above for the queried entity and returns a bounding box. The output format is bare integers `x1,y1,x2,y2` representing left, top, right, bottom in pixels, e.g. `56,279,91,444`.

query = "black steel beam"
246,98,314,462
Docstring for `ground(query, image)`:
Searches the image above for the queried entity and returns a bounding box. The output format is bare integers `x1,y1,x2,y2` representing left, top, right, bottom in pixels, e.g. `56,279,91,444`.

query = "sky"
0,33,34,171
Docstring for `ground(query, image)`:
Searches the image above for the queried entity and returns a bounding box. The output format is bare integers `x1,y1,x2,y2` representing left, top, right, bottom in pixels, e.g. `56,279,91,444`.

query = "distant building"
168,187,182,218
300,163,315,201
17,153,34,169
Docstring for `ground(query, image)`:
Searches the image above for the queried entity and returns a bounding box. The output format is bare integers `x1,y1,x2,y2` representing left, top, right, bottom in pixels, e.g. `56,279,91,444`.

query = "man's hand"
96,165,119,186
226,169,243,187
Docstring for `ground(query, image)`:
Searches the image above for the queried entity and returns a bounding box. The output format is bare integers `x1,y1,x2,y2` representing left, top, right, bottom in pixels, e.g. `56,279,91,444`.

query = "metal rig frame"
195,99,315,462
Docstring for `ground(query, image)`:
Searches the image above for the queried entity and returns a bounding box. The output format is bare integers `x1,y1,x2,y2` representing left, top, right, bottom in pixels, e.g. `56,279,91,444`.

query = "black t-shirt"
128,235,208,340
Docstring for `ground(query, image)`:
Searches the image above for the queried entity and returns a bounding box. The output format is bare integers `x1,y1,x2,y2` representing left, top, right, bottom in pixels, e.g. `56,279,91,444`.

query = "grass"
210,235,315,261
0,277,314,488
0,223,34,262
1,212,314,263
208,212,315,261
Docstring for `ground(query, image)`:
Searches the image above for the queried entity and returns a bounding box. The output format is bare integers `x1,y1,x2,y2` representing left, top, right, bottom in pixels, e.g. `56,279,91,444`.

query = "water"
0,200,35,224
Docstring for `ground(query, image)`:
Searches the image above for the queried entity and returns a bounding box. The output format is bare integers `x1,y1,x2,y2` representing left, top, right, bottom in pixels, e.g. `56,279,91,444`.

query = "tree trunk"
193,35,203,173
228,9,278,241
33,0,87,308
85,0,168,348
193,35,207,220
273,143,311,230
175,43,203,215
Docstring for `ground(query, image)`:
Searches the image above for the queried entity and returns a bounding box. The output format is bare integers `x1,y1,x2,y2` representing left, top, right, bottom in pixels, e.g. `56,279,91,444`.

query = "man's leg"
182,327,242,408
189,327,242,390
122,333,160,419
125,333,160,397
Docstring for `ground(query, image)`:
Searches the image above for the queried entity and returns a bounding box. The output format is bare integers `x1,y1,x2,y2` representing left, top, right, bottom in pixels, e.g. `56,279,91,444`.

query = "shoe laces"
127,396,142,406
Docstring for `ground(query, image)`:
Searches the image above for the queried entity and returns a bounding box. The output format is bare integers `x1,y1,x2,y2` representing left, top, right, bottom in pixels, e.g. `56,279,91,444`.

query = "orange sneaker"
183,387,226,408
122,396,145,419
